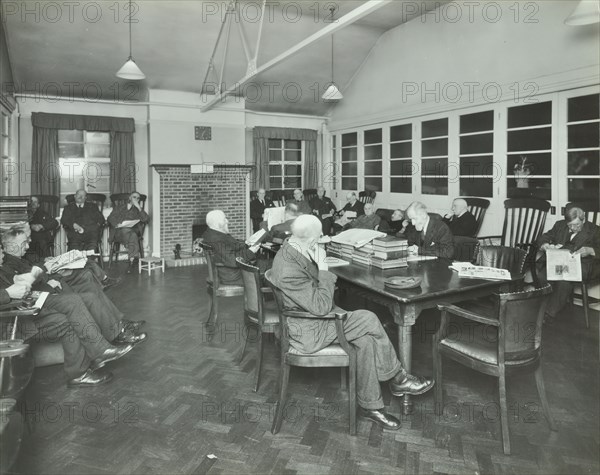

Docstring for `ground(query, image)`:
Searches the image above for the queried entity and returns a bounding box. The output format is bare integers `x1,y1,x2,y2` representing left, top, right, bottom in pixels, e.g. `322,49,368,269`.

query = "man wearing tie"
405,201,454,259
250,188,275,232
61,189,105,252
536,205,600,323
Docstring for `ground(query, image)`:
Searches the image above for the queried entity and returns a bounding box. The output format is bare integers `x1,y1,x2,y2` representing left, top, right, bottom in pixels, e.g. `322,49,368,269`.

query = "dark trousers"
114,228,141,259
288,309,402,410
68,231,100,252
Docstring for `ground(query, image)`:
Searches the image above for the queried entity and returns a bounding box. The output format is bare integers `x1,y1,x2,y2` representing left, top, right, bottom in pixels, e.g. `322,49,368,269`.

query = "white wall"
327,0,600,233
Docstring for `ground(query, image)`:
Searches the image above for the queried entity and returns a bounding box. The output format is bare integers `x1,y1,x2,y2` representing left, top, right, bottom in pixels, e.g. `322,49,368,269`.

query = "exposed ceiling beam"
201,0,393,112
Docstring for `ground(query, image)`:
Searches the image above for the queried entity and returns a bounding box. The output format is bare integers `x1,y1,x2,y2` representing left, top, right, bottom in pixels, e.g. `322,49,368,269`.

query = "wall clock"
195,126,212,141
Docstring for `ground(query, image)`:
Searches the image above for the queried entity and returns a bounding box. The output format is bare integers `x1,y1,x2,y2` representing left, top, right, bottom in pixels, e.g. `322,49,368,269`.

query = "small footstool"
139,257,165,275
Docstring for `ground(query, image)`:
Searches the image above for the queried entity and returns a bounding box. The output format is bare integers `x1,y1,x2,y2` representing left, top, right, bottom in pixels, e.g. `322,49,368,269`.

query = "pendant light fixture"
565,0,600,26
116,0,145,80
322,7,342,101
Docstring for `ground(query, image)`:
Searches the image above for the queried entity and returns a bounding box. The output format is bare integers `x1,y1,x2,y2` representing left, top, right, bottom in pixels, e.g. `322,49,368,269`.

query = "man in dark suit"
536,206,600,323
309,186,337,236
250,188,275,232
27,195,59,260
289,189,312,215
267,203,299,243
406,202,454,259
332,192,365,234
0,242,134,388
442,198,477,237
202,210,262,285
270,215,434,431
61,189,105,251
378,209,409,236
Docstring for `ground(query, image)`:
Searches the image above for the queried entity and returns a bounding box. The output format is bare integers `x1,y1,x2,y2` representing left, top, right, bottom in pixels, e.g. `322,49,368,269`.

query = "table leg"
397,323,413,415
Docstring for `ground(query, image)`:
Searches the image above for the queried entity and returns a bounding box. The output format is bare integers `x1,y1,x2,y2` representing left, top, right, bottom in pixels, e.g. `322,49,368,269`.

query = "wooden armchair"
462,197,490,237
358,190,376,204
434,284,556,455
236,258,279,392
303,189,318,203
108,193,147,266
265,270,357,435
200,243,244,329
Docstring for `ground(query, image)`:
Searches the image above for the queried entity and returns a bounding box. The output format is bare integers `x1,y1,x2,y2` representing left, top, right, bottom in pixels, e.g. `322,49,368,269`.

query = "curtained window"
253,126,318,190
31,112,136,204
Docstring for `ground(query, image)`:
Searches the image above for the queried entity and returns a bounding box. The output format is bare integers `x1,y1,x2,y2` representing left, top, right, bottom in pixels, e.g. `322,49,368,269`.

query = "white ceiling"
3,0,444,115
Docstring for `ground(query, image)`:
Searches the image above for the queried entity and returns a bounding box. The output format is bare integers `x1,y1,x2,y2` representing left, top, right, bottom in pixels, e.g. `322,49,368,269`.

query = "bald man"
345,203,381,231
269,215,434,431
309,186,337,236
61,189,105,251
442,199,477,237
202,210,261,285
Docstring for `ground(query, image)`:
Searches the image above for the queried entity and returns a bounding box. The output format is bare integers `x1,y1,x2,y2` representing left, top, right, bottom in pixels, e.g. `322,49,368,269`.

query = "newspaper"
452,264,511,280
245,229,267,247
44,250,93,274
119,219,140,228
546,249,582,281
264,207,286,230
334,211,357,228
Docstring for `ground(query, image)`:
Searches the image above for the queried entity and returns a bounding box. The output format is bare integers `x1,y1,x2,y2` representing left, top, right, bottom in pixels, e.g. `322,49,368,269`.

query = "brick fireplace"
154,164,253,258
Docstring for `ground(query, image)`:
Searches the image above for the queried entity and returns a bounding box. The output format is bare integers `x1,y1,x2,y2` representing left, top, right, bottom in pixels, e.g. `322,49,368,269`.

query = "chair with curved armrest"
236,258,279,391
452,236,480,263
200,242,245,328
303,189,317,203
265,270,357,435
434,284,556,455
462,197,490,237
358,190,376,205
108,193,147,266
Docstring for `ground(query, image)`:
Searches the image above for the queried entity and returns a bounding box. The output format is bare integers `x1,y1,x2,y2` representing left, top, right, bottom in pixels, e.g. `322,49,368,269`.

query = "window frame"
267,138,304,191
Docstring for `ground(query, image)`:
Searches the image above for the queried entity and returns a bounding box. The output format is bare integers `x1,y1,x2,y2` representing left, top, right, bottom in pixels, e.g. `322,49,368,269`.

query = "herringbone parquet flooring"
14,265,600,475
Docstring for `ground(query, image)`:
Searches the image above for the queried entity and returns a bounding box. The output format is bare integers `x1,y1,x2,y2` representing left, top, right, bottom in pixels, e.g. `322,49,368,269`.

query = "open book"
118,219,140,228
546,249,582,281
264,207,286,230
334,211,357,227
245,229,268,247
331,229,387,248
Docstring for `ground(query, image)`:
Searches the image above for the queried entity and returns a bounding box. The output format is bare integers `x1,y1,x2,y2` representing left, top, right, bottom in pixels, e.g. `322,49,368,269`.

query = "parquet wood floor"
14,265,600,475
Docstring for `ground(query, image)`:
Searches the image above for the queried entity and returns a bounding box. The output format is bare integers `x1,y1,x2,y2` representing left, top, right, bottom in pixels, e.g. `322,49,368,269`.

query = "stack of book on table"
0,197,29,227
328,229,387,261
369,236,409,269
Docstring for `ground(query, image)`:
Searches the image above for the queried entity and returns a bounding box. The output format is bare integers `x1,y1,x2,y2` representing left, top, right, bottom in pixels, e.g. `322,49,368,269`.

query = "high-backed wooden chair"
461,197,490,237
303,189,317,203
358,190,376,204
452,236,480,263
108,193,147,266
65,193,107,267
480,198,550,281
434,284,556,455
265,270,357,435
200,242,245,328
236,258,279,392
34,194,60,256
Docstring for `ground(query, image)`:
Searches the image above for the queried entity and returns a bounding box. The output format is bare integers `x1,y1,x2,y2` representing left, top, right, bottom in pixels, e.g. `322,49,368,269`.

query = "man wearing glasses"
107,192,149,273
536,205,600,324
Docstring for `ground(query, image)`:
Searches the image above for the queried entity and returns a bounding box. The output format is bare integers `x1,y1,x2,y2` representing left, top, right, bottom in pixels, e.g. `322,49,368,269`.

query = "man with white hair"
442,198,477,237
202,210,262,285
332,192,365,234
250,188,275,232
405,201,454,259
309,186,337,236
345,203,381,231
270,215,434,431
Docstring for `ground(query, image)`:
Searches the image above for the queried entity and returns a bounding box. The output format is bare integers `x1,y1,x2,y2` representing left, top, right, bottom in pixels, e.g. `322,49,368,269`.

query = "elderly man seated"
332,192,365,234
27,195,59,261
107,191,150,273
442,198,477,237
61,189,105,252
250,188,275,232
289,189,312,215
267,203,300,243
379,209,409,235
343,203,382,231
270,215,434,430
536,205,600,324
201,210,267,285
310,186,337,236
405,202,454,259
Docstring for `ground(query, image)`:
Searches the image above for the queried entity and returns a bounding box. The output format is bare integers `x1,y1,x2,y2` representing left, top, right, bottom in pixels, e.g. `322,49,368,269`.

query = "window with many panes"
507,101,552,200
341,132,358,190
459,110,494,197
58,130,111,206
268,139,302,190
1,110,10,195
567,93,599,211
421,118,448,195
390,124,412,193
364,128,382,192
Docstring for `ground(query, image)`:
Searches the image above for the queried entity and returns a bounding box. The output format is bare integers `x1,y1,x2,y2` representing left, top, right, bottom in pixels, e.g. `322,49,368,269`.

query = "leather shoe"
389,374,435,397
358,407,401,430
90,344,134,371
122,319,146,332
113,330,148,345
67,368,113,388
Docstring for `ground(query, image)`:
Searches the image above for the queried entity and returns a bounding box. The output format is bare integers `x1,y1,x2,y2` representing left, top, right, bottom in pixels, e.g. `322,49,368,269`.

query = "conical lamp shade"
565,0,600,25
322,83,343,101
116,58,146,80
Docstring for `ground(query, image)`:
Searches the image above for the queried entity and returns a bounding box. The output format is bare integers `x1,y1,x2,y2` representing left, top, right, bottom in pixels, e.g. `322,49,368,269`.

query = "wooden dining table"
329,258,522,414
